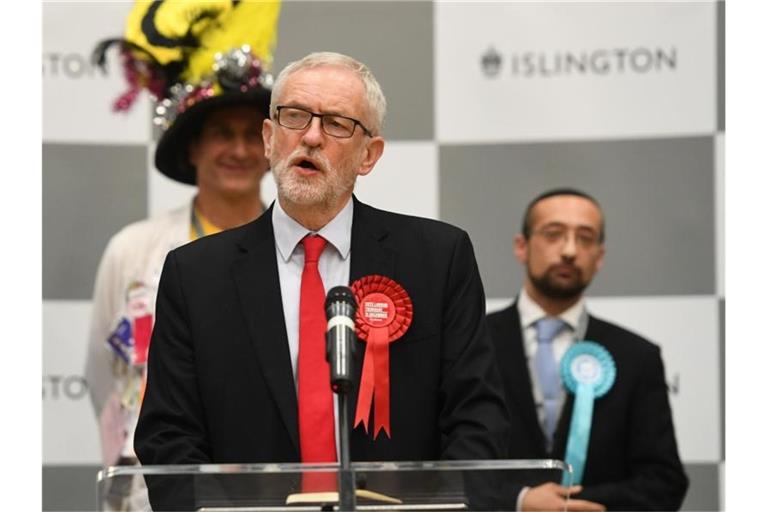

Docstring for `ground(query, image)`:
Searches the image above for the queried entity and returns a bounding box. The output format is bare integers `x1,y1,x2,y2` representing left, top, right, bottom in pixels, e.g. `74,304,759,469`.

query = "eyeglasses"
274,105,373,139
533,226,601,249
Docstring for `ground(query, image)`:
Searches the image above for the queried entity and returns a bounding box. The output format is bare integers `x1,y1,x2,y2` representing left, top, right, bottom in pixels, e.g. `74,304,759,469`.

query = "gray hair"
270,51,387,135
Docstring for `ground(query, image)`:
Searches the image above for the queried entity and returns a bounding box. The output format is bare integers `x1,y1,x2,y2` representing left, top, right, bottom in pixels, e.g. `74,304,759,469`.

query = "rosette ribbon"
560,341,616,485
350,275,413,439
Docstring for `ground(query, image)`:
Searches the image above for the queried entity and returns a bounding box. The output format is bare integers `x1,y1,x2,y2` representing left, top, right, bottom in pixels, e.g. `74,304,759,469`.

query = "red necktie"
298,235,337,463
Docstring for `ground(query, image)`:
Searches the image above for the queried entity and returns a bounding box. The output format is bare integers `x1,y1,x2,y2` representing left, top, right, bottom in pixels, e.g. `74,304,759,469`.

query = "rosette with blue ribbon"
560,341,616,485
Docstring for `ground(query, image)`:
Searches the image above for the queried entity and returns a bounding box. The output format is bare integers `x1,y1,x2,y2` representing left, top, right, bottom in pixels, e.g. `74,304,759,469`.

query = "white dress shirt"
272,198,353,383
272,197,354,458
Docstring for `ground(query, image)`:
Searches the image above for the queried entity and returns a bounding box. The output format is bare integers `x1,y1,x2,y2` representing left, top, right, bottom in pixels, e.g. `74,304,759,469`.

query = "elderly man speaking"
135,51,511,508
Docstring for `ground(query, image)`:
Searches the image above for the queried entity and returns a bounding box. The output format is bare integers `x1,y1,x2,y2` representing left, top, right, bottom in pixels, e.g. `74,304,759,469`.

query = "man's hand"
522,482,606,511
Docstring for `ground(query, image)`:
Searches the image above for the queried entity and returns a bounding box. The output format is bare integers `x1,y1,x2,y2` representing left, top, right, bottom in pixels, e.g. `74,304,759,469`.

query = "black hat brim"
154,88,271,185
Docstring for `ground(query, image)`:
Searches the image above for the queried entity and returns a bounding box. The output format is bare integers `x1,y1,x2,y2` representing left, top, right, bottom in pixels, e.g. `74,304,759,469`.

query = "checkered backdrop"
42,2,724,510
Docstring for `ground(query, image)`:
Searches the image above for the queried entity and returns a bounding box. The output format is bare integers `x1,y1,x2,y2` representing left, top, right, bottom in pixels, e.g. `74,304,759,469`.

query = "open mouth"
296,159,318,171
288,153,325,174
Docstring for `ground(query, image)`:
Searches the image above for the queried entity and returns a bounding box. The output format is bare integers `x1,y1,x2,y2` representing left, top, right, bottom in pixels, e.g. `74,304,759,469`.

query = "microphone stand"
336,387,355,511
325,287,358,511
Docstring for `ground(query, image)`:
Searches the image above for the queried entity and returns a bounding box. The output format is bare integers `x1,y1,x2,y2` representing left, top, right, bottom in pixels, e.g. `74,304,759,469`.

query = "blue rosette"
560,341,616,485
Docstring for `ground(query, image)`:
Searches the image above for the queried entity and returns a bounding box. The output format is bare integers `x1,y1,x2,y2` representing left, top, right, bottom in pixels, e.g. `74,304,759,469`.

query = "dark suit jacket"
487,302,688,511
134,198,511,507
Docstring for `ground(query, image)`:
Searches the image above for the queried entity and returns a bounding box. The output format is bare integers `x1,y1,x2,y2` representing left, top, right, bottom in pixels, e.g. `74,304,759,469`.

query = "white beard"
271,146,360,209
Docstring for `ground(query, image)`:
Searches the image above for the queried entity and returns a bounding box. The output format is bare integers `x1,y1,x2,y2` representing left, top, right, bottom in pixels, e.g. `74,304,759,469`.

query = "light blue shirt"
517,287,588,432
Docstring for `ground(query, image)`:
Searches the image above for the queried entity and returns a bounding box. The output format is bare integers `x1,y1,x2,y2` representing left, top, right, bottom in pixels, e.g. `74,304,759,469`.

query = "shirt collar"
517,286,586,333
272,197,353,262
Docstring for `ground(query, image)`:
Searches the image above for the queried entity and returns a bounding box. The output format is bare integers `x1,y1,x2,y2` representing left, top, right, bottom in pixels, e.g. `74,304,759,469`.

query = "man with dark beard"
487,188,688,511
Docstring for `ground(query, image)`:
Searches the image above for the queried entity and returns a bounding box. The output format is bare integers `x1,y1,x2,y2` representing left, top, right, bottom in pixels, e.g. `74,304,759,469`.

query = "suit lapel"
348,198,396,283
553,394,575,457
231,208,300,454
504,304,549,454
346,198,396,432
553,315,598,457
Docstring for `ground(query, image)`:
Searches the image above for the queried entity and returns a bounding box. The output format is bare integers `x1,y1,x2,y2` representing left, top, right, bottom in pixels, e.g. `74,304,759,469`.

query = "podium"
97,460,572,511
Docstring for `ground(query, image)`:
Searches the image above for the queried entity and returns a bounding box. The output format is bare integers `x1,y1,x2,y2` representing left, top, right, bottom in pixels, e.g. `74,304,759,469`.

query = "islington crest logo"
481,46,503,77
481,46,678,79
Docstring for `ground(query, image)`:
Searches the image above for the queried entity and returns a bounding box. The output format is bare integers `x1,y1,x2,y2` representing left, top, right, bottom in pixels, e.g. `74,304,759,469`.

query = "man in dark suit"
487,188,688,511
135,51,511,508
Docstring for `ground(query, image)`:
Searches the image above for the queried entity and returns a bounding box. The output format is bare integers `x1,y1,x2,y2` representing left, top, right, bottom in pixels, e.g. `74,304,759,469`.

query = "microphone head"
325,286,357,315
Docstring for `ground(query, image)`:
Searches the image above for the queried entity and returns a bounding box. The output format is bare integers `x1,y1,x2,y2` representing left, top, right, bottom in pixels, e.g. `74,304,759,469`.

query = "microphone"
325,286,357,509
325,286,357,394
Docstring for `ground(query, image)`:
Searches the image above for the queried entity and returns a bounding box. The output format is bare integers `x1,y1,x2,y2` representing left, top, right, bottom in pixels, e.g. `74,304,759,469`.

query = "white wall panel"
436,1,716,143
42,301,100,464
353,141,439,220
43,2,150,144
586,295,720,462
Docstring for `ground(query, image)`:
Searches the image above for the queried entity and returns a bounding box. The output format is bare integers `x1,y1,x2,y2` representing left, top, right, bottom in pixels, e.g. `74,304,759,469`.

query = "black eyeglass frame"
274,105,374,138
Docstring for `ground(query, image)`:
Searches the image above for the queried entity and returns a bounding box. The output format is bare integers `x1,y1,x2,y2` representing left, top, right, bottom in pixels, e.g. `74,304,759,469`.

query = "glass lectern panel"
98,460,572,511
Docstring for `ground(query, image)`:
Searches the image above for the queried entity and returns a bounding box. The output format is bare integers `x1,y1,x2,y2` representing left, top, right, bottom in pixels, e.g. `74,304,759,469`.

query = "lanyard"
190,207,206,240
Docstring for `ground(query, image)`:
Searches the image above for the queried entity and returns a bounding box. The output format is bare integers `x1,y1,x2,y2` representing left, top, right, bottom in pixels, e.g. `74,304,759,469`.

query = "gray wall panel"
272,1,433,140
681,463,720,511
440,137,715,298
43,465,100,511
43,144,147,300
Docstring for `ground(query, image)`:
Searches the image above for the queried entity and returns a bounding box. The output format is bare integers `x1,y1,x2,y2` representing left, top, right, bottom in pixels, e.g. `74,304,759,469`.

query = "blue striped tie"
534,317,567,451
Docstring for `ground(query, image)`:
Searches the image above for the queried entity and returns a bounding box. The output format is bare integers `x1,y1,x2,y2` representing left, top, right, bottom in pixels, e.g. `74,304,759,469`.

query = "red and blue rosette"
350,274,413,439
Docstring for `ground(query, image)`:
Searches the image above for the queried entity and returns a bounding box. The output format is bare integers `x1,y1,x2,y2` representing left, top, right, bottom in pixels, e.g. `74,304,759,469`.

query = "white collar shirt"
271,197,353,459
272,197,354,387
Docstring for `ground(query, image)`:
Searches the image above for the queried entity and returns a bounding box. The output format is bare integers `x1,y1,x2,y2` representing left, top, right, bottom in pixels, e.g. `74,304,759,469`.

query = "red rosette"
350,275,413,439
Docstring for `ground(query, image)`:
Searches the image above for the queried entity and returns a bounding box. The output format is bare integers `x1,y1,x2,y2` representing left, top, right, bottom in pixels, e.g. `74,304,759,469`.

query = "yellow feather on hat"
92,0,281,184
93,0,281,117
188,2,280,81
122,0,280,79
